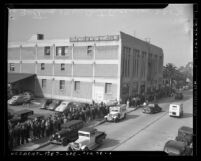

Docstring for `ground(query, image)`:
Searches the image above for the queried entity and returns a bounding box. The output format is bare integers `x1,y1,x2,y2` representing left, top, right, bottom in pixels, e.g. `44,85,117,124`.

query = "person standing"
41,119,45,138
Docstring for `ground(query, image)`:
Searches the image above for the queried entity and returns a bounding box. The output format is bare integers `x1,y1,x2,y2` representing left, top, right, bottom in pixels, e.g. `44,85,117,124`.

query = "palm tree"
163,63,177,88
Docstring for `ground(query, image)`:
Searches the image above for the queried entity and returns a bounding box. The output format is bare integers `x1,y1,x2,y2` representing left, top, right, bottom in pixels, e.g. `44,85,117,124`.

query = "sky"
8,4,193,67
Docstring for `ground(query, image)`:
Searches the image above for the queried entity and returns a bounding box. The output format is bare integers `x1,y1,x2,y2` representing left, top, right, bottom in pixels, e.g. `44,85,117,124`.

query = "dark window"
56,46,69,56
87,46,93,54
42,79,46,88
41,63,45,70
10,63,15,71
60,80,65,90
61,64,65,71
56,47,62,56
74,81,80,91
44,46,50,56
105,83,112,94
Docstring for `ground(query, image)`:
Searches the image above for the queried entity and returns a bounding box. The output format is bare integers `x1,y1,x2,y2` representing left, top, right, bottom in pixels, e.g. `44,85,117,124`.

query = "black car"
175,92,183,100
40,99,52,110
50,120,84,146
142,103,162,114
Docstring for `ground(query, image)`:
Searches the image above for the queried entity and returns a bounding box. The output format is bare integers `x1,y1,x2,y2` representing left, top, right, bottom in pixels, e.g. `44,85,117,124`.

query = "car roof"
28,114,44,119
79,127,97,133
15,109,33,115
61,120,83,128
164,140,186,152
178,126,193,134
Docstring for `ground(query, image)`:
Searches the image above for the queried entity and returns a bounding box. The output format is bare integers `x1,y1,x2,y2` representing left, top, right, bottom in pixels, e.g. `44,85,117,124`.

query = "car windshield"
78,132,90,137
111,109,119,112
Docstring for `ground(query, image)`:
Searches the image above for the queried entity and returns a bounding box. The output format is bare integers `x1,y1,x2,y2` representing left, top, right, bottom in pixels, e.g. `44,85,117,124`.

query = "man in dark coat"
24,123,29,143
41,119,45,138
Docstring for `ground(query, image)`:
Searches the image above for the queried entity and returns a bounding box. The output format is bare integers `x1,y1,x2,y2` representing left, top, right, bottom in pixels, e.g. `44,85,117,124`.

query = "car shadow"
182,113,193,118
100,138,120,149
123,114,140,121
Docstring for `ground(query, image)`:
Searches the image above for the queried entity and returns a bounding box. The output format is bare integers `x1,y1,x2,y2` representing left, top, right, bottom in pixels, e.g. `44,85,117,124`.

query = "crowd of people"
8,102,110,150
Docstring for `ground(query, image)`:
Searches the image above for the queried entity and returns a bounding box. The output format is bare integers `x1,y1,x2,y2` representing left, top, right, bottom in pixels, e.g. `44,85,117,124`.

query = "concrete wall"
73,46,94,60
36,79,52,97
37,63,53,76
8,47,20,60
37,46,53,59
72,81,92,99
95,64,118,78
21,63,35,73
95,45,119,59
21,47,36,60
73,64,93,77
8,63,20,73
54,64,72,76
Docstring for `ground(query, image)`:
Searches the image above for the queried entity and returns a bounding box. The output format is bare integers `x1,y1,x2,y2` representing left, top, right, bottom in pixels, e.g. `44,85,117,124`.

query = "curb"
32,141,51,151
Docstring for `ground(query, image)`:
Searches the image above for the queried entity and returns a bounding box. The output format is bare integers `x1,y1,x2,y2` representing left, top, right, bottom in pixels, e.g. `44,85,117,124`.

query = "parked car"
68,102,89,111
175,126,193,146
12,109,34,122
8,94,25,105
47,99,62,111
40,99,52,110
142,103,162,114
50,120,84,146
104,104,127,123
67,127,106,151
55,101,71,113
164,140,192,156
169,103,183,117
23,91,34,103
175,92,183,100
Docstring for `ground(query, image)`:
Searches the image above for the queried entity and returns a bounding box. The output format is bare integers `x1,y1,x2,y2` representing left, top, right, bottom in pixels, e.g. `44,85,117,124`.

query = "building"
8,31,164,103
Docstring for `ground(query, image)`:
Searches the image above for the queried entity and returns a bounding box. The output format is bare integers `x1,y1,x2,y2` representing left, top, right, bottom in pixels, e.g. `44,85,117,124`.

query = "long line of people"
8,102,110,151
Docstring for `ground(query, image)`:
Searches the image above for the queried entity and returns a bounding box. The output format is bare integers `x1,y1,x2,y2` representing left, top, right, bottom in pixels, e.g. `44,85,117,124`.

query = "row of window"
41,79,112,94
43,46,93,56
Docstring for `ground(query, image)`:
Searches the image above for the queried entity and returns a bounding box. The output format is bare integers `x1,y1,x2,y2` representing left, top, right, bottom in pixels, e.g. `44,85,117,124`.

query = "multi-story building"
8,31,164,103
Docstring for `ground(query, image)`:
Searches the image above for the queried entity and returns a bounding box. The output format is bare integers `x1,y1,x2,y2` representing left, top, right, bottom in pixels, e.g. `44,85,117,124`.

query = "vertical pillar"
92,43,95,102
117,36,122,102
71,44,74,99
20,45,22,73
52,44,55,99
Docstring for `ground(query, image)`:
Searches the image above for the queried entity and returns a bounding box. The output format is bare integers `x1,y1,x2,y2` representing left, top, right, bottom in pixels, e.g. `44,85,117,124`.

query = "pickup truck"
67,127,106,151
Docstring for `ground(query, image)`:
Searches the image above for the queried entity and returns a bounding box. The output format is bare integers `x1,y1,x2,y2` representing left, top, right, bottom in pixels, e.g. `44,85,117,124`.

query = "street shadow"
182,113,193,118
124,114,140,121
101,138,120,149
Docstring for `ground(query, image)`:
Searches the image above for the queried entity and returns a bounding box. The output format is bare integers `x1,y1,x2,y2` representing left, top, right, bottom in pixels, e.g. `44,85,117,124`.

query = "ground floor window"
74,81,80,91
105,83,112,94
42,79,47,88
10,63,15,71
60,80,65,90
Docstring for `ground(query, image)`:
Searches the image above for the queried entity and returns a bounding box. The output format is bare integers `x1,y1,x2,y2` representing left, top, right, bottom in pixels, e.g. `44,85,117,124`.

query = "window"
64,47,68,54
56,46,69,56
87,46,93,54
59,80,65,90
42,79,46,88
10,63,15,71
105,83,112,94
61,64,65,71
44,46,50,56
74,81,80,91
41,63,45,70
56,47,62,56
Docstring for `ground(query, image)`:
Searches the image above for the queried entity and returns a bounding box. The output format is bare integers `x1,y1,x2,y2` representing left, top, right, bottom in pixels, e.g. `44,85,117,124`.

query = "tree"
163,63,177,88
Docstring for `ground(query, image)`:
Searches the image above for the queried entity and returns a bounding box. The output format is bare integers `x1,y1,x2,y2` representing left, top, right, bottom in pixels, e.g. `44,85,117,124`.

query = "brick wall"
73,46,94,60
21,63,35,73
72,81,92,99
95,45,119,59
95,64,118,78
37,63,53,76
73,64,93,77
54,64,72,76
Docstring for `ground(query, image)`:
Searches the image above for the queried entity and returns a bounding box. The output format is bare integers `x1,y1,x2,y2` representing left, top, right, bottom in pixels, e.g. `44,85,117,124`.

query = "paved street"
96,89,193,151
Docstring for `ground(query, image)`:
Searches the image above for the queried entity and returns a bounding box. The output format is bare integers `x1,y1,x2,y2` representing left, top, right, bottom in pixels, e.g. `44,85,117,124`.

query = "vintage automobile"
47,99,62,111
49,120,84,146
175,92,183,100
142,103,162,114
27,114,44,121
40,99,52,110
169,103,183,117
163,126,193,156
15,109,34,122
23,91,34,103
175,126,193,146
67,127,106,151
164,140,192,156
68,102,89,111
55,101,72,113
8,94,25,105
104,104,127,123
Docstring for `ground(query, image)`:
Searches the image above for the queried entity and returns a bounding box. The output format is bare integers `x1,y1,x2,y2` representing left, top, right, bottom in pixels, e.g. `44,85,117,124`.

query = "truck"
49,120,84,146
164,126,193,156
67,127,106,151
104,104,127,123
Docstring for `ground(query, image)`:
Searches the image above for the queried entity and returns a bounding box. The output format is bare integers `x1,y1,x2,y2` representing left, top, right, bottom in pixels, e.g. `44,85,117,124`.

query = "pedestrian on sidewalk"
126,99,130,108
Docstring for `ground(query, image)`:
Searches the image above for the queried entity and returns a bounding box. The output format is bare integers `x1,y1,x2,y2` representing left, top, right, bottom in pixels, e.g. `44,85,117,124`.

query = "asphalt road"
96,89,193,151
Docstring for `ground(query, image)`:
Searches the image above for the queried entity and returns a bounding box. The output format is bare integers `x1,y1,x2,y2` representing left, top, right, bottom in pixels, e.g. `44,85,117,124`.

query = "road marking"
109,111,169,151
